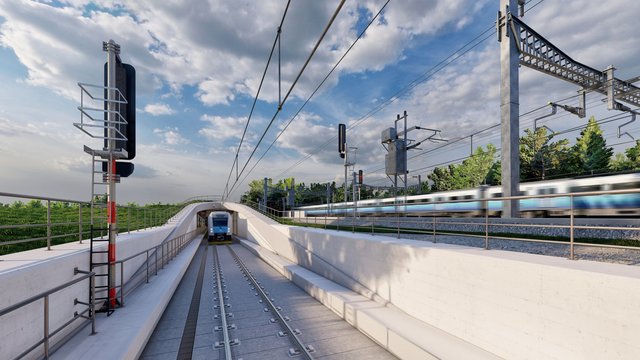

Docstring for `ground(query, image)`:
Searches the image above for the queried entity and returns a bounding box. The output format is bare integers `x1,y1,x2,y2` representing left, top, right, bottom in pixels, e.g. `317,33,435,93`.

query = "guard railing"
0,192,211,255
243,188,640,261
0,268,96,360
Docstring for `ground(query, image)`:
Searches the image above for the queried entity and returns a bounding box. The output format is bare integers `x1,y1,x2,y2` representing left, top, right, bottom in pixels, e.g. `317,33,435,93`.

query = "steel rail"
226,245,314,359
212,246,233,360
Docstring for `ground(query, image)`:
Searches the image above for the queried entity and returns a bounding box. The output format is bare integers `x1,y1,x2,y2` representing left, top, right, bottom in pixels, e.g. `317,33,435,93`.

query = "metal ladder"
88,153,115,315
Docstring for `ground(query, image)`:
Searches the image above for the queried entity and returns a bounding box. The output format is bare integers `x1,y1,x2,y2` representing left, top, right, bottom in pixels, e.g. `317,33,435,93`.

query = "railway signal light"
102,161,134,178
103,58,136,161
358,170,363,184
338,123,346,158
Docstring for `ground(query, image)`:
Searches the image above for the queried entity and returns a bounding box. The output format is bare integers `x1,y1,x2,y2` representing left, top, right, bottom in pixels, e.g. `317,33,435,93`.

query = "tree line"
242,116,640,208
428,116,639,192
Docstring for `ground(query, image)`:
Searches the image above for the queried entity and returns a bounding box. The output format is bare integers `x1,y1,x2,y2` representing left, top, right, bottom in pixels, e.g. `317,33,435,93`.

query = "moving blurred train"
208,211,233,244
297,172,640,218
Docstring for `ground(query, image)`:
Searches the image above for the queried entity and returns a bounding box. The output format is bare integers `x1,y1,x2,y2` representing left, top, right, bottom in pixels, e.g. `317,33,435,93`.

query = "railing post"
146,250,150,283
485,205,489,250
44,295,49,358
46,200,52,250
127,206,130,234
432,216,436,243
120,262,125,306
79,203,83,244
371,218,374,235
570,194,575,260
155,247,158,275
352,214,355,233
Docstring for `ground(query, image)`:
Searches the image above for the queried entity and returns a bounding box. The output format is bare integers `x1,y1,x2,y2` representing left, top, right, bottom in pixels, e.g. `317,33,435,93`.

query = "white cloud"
199,114,247,141
1,0,639,202
153,127,189,145
0,0,491,107
144,103,175,116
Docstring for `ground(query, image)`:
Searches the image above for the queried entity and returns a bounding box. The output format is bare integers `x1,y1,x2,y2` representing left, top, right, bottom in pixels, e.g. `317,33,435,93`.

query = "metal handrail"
0,192,90,204
0,192,189,253
297,186,640,209
0,269,96,360
246,187,640,262
107,227,206,307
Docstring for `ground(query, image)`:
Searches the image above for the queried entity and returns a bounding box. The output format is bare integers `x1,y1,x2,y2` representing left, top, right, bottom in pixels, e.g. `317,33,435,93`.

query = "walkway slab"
51,235,203,360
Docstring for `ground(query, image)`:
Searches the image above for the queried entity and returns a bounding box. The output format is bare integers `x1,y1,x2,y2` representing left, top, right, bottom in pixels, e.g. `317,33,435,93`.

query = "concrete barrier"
227,202,640,360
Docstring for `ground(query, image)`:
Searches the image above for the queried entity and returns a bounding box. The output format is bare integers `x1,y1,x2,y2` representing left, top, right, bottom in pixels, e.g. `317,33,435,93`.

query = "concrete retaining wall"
0,202,214,360
228,203,640,359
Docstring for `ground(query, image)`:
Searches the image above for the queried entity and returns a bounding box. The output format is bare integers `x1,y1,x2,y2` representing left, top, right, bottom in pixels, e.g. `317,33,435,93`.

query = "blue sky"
0,0,639,204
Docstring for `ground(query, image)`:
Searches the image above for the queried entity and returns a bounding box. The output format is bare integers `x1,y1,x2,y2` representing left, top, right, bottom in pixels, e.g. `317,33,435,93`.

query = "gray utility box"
385,139,407,175
381,127,397,144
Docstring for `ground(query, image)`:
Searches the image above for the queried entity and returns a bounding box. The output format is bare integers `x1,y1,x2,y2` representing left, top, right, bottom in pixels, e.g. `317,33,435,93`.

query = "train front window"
213,218,227,226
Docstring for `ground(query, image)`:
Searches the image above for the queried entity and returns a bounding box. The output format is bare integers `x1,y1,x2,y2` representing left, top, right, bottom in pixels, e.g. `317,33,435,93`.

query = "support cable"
223,0,292,199
272,0,547,180
226,0,346,198
228,1,391,197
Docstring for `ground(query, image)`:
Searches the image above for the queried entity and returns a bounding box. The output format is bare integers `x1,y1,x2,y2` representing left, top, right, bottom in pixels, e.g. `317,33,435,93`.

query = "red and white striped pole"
105,40,119,308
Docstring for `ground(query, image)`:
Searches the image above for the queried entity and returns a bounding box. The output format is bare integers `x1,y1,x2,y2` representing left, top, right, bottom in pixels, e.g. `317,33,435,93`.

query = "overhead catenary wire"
230,0,392,196
224,0,346,200
276,0,562,184
273,0,547,180
222,0,292,199
274,29,496,179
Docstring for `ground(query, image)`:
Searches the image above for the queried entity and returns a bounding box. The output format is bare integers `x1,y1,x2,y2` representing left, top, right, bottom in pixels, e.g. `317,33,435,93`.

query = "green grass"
0,203,186,255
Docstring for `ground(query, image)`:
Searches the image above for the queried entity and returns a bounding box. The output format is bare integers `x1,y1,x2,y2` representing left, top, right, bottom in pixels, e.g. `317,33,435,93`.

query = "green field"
0,201,185,255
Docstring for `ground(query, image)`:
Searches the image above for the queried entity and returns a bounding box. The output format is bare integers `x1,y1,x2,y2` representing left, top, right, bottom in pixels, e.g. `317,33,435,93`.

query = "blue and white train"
297,172,640,218
208,211,233,243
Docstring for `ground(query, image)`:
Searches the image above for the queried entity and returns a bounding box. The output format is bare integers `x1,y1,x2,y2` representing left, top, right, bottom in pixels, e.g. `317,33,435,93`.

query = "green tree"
453,144,498,188
572,116,613,175
429,165,456,192
520,127,571,180
27,199,43,208
625,140,640,169
241,178,269,204
609,153,630,172
485,160,501,185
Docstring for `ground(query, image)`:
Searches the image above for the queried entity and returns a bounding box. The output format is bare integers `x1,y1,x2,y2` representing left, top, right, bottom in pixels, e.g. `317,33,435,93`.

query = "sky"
0,0,639,204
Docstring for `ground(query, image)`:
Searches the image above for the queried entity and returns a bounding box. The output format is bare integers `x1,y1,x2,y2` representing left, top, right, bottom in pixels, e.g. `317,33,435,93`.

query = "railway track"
213,245,315,359
143,241,396,359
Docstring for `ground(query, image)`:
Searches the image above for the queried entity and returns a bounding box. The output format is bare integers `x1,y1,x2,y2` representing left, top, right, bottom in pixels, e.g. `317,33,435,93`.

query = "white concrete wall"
0,202,214,360
228,203,640,359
